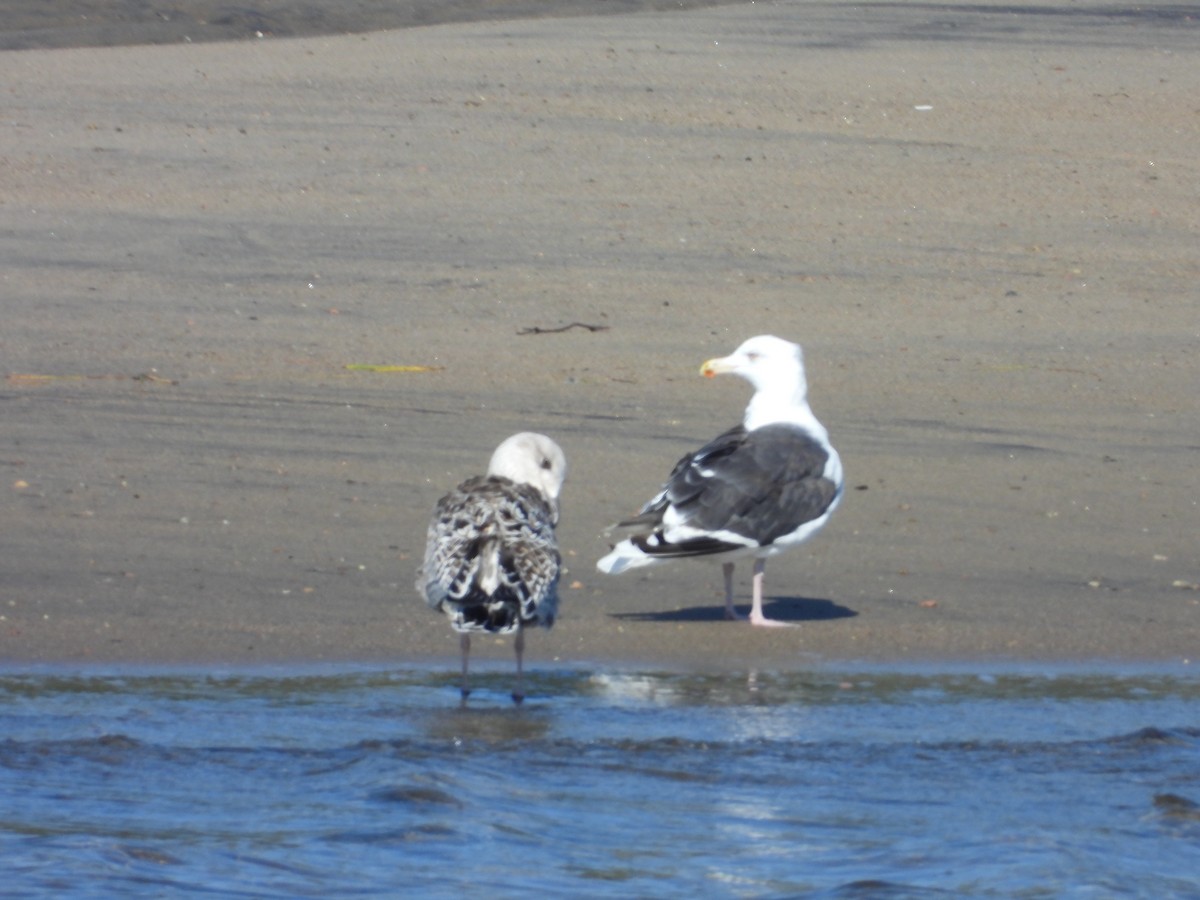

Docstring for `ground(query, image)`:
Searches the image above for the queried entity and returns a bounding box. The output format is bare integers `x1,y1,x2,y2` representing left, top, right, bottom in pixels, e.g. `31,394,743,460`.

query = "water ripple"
1,664,1198,897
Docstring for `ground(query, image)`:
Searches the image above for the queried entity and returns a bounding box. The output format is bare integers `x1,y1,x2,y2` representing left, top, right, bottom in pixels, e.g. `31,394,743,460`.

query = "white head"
701,334,806,394
487,432,568,512
699,335,824,432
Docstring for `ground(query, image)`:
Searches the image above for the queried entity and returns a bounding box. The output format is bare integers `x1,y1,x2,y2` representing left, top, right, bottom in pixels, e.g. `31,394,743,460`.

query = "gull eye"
540,458,553,470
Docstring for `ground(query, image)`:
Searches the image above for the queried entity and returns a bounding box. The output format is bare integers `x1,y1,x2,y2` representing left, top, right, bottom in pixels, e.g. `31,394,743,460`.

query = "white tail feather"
596,540,658,575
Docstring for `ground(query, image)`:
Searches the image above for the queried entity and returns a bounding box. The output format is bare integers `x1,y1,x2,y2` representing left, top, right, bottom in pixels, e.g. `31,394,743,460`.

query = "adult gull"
596,335,842,626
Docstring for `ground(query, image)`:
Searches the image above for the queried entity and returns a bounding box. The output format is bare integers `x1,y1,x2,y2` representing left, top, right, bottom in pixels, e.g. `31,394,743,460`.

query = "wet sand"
2,0,1197,670
0,0,749,51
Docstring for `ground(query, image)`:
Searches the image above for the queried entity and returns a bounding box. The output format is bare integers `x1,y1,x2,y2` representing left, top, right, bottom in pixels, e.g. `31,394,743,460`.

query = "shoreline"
3,1,1197,672
1,654,1194,677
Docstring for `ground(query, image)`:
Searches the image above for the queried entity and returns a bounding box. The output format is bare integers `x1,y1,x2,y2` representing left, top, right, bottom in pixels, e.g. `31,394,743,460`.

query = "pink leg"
460,633,472,701
512,624,526,704
748,559,793,627
722,562,742,620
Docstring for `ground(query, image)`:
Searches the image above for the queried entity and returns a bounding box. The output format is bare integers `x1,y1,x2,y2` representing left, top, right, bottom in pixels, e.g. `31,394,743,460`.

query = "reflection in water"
423,704,554,745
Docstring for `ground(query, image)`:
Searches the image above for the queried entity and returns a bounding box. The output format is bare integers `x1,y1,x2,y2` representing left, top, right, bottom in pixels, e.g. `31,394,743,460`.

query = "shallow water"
2,663,1198,898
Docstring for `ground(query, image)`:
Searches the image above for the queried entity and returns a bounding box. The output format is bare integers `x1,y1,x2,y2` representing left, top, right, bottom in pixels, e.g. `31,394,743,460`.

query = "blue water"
1,663,1198,898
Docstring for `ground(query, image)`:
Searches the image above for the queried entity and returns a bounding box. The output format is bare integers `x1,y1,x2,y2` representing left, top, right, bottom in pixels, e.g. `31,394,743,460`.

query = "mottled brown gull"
418,432,567,702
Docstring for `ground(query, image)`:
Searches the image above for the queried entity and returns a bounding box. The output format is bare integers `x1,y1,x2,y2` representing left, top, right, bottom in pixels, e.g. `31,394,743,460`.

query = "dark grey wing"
623,424,839,557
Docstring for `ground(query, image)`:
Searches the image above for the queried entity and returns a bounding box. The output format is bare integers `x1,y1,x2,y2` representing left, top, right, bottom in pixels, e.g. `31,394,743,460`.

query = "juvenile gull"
596,335,843,626
418,432,567,702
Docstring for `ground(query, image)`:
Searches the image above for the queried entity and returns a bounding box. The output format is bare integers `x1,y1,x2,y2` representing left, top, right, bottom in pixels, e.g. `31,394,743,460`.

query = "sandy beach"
2,0,1197,670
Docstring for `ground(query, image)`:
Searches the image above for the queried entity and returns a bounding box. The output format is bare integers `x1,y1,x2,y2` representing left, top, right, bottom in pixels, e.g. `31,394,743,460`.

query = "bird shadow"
610,595,857,624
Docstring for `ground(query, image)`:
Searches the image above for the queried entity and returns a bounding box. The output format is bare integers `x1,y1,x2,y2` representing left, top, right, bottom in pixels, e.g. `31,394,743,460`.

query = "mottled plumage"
421,475,560,633
597,335,842,626
418,432,567,702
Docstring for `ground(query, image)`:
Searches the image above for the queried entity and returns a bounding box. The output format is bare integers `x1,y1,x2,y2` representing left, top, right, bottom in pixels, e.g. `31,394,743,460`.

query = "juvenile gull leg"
460,634,472,700
512,624,526,705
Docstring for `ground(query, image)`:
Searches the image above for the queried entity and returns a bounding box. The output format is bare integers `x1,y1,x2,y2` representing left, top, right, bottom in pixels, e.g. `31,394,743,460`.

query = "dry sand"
2,0,1198,671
